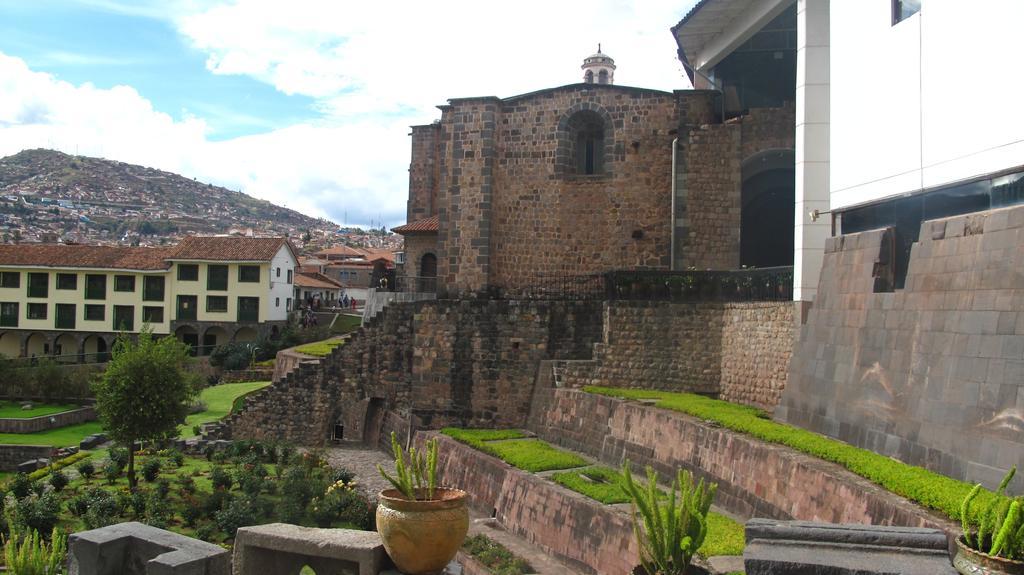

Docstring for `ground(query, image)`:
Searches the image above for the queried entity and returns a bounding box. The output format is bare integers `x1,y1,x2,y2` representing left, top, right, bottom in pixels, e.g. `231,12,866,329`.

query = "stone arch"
53,333,79,363
82,334,109,363
202,326,228,356
175,324,199,356
234,326,258,343
740,148,795,268
555,102,615,177
598,69,609,84
25,332,48,358
363,397,386,448
0,332,19,358
584,69,594,83
418,252,437,292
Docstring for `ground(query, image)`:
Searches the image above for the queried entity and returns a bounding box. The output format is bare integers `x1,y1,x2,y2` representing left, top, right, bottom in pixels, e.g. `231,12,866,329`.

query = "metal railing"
393,275,438,294
604,267,793,302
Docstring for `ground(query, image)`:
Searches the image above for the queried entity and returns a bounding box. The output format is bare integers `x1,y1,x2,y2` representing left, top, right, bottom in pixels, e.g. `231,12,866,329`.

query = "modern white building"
675,0,1024,310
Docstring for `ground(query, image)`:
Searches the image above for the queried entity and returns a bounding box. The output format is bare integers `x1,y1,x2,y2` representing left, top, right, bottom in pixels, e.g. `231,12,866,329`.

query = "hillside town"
1,1,1024,575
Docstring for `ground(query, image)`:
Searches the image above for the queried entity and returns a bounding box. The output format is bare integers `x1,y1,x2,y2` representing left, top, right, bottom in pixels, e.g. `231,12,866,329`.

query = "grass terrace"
440,429,586,472
0,421,104,447
0,401,81,419
294,339,346,357
584,385,1003,523
180,381,271,438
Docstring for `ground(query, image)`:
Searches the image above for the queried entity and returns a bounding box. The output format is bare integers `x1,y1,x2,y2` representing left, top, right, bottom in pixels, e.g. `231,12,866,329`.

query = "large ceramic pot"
954,536,1024,575
376,487,469,575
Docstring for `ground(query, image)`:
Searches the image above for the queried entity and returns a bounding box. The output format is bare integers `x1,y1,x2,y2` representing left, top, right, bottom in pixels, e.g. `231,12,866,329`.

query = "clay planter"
376,488,469,575
954,536,1024,575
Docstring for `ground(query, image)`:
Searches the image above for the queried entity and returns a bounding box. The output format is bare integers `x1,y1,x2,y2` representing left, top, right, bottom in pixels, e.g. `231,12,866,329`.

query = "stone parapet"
0,444,54,472
743,519,957,575
68,521,230,575
233,524,386,575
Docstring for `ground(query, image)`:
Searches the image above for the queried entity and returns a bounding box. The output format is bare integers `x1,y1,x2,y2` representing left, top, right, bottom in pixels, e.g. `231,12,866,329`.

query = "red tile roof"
169,236,296,262
315,245,363,258
392,215,438,234
294,272,346,290
0,244,174,270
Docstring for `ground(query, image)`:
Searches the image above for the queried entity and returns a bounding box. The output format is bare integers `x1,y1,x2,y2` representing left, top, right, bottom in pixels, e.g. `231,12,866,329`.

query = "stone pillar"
793,0,831,320
408,124,439,223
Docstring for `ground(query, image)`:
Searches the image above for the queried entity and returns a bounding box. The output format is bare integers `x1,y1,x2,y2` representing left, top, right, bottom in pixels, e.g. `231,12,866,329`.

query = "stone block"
16,459,42,473
233,523,386,575
79,434,107,450
68,521,230,575
743,519,956,575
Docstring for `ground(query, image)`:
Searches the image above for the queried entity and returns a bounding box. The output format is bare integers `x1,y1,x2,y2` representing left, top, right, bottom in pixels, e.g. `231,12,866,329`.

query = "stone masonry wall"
407,124,439,223
424,433,636,575
560,301,794,411
682,122,742,270
490,87,678,295
0,445,54,472
221,299,603,447
0,406,95,434
779,205,1024,492
531,389,957,534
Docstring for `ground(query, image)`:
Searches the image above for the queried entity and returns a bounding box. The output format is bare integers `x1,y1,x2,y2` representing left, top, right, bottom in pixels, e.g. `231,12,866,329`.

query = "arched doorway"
25,333,47,358
82,335,109,363
234,326,258,343
175,325,199,357
741,149,795,268
202,326,227,356
419,253,437,292
53,334,78,363
0,332,19,358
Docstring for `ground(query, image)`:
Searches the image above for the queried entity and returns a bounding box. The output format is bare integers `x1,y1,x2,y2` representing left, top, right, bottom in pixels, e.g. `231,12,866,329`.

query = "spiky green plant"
377,431,439,500
621,461,717,575
3,527,66,575
961,466,1024,560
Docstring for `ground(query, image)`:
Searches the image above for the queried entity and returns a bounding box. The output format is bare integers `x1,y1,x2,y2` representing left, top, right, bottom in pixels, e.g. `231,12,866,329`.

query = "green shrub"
66,494,90,518
108,448,128,471
3,527,66,575
202,489,233,518
237,467,265,497
10,474,31,499
76,460,95,480
440,429,585,473
621,462,716,575
699,512,745,558
47,470,68,492
102,460,121,484
440,428,528,446
214,498,259,538
181,498,202,527
128,490,147,518
462,535,534,575
83,490,120,530
141,459,161,482
169,450,185,468
210,467,233,491
10,493,61,537
194,522,216,542
585,386,1005,524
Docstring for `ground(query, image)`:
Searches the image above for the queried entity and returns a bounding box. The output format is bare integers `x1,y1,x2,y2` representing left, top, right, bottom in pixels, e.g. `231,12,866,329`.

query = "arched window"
567,110,605,175
598,69,609,84
584,70,594,84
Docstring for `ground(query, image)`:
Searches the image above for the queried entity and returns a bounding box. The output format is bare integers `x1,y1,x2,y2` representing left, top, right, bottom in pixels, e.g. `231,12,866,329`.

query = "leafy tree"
93,329,198,489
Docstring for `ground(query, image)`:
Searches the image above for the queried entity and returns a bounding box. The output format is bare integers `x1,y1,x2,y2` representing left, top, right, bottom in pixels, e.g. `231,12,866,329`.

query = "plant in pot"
376,432,468,575
956,466,1024,575
621,461,717,575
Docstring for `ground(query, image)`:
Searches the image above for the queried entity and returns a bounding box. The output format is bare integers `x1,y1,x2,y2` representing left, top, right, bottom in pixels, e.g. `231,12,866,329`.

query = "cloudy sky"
0,0,696,228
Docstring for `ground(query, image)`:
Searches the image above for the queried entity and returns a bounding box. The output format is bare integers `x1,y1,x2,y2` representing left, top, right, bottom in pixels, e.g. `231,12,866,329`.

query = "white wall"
268,246,297,321
830,0,1024,210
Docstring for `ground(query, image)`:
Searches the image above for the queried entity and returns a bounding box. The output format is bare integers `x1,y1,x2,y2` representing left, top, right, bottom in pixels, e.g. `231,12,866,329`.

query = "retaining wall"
0,406,95,434
423,433,636,575
0,445,54,471
560,301,794,411
530,389,958,534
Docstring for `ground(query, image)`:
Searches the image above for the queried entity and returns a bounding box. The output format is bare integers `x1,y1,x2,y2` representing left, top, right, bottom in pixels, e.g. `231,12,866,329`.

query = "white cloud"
1,1,696,227
0,51,408,226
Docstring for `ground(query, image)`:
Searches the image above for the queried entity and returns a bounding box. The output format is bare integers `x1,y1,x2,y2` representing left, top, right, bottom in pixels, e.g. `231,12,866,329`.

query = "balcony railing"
393,275,437,294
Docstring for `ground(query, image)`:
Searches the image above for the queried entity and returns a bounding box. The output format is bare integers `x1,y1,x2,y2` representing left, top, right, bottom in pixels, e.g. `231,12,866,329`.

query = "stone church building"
394,39,796,299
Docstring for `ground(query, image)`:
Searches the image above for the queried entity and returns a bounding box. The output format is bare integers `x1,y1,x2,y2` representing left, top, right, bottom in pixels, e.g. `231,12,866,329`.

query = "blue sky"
0,0,695,227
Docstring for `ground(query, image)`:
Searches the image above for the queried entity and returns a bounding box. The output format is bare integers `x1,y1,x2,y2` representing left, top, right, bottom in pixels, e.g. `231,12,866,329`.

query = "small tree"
93,328,198,489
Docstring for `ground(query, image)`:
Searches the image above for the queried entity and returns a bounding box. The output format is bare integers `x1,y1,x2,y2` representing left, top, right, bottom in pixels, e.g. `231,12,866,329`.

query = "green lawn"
294,339,345,357
0,401,81,419
331,314,362,335
0,421,104,447
584,386,1004,524
180,381,271,438
440,429,586,473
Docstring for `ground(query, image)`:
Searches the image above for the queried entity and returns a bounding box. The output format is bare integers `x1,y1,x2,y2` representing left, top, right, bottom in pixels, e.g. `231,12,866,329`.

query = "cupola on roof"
581,44,616,85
